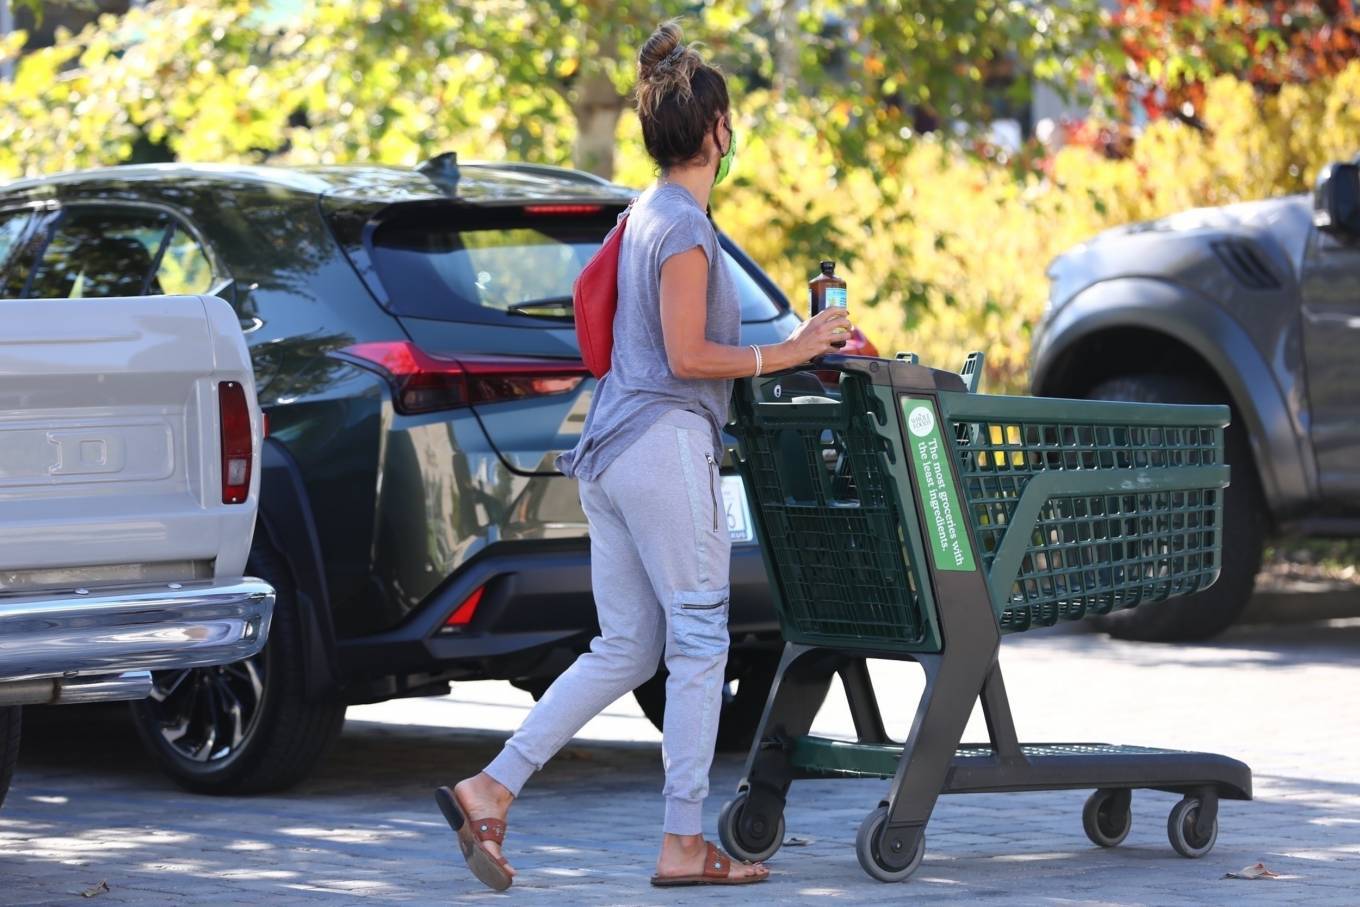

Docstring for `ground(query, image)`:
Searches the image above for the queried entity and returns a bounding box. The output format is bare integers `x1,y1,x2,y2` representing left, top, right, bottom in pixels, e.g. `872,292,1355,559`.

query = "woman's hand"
781,308,853,365
659,247,855,378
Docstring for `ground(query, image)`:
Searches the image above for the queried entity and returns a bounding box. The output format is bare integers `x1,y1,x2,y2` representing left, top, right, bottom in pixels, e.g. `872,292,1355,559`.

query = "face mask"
714,123,736,186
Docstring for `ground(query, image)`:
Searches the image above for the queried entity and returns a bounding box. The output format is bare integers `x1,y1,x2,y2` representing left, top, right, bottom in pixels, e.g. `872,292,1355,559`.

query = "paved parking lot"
2,617,1358,906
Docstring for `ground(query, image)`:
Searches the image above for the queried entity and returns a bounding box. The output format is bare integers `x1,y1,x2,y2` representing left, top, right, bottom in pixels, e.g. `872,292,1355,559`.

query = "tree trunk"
13,0,131,52
772,0,799,95
572,70,626,179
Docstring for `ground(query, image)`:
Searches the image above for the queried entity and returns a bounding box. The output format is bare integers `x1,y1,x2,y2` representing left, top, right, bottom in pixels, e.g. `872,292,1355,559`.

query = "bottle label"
825,287,848,309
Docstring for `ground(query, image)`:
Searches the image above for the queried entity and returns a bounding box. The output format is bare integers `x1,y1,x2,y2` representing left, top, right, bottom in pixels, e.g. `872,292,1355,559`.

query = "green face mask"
714,126,736,186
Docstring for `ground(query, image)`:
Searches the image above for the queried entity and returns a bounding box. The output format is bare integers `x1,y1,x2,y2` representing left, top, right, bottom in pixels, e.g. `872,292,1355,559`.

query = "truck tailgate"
0,296,260,581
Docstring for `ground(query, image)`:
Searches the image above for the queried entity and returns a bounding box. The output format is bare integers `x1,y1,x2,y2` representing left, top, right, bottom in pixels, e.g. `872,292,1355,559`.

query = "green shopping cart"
719,353,1251,882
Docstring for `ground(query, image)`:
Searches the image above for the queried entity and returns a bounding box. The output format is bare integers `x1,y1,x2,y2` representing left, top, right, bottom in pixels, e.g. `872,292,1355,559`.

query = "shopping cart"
719,353,1251,882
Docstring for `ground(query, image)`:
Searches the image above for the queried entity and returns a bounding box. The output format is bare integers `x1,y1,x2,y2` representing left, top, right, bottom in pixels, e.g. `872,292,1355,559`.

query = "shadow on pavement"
4,694,1359,903
4,615,1359,904
1008,616,1360,670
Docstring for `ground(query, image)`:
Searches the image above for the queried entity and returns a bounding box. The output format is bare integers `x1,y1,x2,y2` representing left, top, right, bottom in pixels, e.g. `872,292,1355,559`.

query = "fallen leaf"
1223,862,1281,880
79,880,110,898
783,836,814,847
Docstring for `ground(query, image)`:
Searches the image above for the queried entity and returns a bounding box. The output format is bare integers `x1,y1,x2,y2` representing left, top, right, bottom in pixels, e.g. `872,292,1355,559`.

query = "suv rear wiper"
505,296,574,320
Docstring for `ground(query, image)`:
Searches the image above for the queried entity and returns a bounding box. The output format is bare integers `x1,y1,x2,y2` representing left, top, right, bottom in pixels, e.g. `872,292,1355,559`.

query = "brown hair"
635,21,730,172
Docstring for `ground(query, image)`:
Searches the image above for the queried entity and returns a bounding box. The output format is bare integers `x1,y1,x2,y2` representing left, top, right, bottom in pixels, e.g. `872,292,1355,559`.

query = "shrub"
4,4,1357,394
680,65,1360,393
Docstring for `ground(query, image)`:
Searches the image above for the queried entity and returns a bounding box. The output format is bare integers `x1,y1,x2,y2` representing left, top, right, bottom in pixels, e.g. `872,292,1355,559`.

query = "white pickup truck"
0,295,273,809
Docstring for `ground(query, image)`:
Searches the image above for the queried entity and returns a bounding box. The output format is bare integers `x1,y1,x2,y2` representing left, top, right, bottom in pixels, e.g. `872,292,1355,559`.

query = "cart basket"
728,355,1229,651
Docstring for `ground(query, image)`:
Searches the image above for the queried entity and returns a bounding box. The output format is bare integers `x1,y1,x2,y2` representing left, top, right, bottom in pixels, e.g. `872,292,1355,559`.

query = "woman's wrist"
763,339,805,373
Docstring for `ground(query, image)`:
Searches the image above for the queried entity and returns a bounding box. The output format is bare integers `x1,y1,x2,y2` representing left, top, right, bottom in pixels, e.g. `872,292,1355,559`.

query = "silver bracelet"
749,343,763,377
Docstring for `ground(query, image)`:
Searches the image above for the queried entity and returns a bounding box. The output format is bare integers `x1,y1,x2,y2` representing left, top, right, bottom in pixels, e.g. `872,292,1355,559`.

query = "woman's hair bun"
634,19,729,170
637,20,701,114
638,21,683,79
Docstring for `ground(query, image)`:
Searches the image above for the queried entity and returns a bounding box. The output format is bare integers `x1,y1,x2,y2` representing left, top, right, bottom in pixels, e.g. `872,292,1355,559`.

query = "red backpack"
573,202,634,378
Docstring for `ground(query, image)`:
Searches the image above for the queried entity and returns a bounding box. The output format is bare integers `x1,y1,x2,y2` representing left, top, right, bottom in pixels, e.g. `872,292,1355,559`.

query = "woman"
435,21,852,891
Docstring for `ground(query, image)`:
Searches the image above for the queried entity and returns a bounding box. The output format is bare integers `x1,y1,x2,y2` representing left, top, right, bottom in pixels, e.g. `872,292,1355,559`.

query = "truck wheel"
634,652,814,753
1085,374,1265,642
130,543,346,794
0,706,19,811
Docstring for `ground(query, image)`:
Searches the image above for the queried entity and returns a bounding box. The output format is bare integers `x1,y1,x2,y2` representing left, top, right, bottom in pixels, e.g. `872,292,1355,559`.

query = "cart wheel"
718,792,785,864
854,806,925,883
1167,796,1218,858
1082,788,1132,848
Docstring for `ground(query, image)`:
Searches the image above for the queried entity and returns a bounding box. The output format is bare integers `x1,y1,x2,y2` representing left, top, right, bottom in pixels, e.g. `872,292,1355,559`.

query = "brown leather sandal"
434,785,512,891
650,841,769,887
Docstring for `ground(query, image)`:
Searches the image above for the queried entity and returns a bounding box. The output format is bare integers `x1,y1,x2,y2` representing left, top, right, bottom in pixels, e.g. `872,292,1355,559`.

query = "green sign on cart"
902,397,976,572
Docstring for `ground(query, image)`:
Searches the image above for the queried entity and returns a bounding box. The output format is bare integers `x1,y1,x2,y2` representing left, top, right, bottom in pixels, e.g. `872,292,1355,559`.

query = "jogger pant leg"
484,410,732,836
600,410,732,834
483,474,667,797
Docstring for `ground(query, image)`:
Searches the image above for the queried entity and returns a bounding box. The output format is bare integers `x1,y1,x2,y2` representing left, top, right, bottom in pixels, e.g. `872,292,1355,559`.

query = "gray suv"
1031,158,1360,641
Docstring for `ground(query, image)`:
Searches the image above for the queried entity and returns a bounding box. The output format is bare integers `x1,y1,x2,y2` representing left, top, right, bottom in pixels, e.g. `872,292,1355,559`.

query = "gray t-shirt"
556,182,742,482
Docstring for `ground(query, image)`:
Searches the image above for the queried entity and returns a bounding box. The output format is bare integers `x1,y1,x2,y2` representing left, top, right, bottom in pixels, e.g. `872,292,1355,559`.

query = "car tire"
1085,374,1266,642
0,706,19,811
634,651,813,753
130,543,347,794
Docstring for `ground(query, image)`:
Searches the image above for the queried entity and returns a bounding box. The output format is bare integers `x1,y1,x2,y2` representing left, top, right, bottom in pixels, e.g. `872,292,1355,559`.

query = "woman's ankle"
660,832,705,854
455,773,514,811
482,746,535,797
475,772,514,805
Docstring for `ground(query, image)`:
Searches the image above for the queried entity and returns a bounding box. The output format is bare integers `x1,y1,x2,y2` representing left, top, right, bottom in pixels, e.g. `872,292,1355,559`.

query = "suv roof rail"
469,161,616,187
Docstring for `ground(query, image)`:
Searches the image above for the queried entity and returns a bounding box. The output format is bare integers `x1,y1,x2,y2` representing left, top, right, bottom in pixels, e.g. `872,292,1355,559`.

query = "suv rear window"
21,206,217,300
366,206,783,325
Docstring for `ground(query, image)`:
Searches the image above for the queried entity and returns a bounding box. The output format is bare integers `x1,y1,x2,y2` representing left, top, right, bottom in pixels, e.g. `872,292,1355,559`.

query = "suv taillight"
338,341,588,415
843,325,879,357
218,381,252,504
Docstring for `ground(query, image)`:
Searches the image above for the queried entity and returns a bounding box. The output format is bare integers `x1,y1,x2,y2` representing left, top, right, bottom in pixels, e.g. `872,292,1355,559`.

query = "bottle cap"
819,260,835,274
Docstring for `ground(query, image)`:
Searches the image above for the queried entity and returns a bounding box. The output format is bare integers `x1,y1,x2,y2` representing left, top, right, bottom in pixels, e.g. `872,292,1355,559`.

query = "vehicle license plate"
721,475,754,543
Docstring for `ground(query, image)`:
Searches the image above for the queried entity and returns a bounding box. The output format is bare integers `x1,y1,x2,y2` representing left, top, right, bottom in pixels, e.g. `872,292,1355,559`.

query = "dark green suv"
0,158,856,792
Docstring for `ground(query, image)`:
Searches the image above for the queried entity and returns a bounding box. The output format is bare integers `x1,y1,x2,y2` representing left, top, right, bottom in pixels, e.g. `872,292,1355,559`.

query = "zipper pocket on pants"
680,598,726,610
705,453,720,532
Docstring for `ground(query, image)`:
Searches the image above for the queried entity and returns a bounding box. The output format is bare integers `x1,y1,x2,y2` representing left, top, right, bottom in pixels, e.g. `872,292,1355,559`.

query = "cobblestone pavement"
2,618,1358,906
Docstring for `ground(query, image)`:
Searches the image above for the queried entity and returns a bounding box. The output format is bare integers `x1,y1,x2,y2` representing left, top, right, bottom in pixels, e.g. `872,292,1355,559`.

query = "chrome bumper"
0,577,274,686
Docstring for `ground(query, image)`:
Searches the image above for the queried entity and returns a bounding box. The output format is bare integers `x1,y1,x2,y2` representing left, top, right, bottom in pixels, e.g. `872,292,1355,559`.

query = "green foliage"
0,0,1108,173
0,0,691,173
1110,1,1360,121
10,1,1346,399
801,64,1360,394
0,0,1111,330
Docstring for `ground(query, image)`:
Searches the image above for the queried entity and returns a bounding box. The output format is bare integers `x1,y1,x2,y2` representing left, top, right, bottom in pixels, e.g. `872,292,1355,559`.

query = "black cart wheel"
718,792,785,863
1167,796,1218,858
1082,788,1133,847
855,806,925,883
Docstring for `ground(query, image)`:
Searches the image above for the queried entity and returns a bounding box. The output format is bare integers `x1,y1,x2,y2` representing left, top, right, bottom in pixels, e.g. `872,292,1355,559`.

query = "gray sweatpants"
484,409,732,835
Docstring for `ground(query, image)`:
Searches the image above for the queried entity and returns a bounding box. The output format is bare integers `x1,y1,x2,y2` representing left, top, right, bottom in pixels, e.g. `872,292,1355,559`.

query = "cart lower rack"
721,354,1250,882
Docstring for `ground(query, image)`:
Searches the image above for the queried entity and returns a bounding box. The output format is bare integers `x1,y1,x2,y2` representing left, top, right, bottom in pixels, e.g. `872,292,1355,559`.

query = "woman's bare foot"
453,773,516,876
655,833,768,881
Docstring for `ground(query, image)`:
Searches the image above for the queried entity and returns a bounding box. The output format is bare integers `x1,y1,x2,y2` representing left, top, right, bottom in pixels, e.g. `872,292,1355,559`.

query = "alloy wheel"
144,657,266,763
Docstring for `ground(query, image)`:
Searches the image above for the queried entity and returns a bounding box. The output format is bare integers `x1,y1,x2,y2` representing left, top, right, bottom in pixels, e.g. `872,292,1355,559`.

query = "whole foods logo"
907,405,935,438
